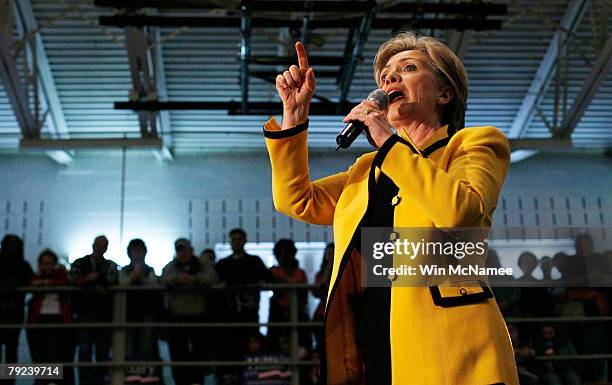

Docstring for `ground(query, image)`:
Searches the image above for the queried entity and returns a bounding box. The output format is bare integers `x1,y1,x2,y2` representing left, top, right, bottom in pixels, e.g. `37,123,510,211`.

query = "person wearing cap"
161,237,219,385
263,33,518,385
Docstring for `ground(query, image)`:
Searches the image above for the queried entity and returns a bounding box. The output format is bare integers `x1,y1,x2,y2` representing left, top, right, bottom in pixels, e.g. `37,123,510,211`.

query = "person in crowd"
565,286,609,382
546,251,571,317
200,248,216,264
198,247,226,381
268,239,310,348
243,333,291,385
215,228,272,383
534,324,581,385
27,249,73,385
566,233,591,284
487,249,520,317
312,243,333,354
0,234,33,385
553,252,571,280
588,250,612,285
566,234,609,382
507,324,538,385
540,256,557,282
161,237,219,385
517,251,538,282
119,239,162,384
263,33,519,384
519,252,555,321
69,235,118,385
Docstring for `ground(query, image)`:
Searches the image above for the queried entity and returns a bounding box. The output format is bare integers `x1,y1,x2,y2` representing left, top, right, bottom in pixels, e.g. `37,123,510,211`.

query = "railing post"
289,287,299,385
111,289,126,385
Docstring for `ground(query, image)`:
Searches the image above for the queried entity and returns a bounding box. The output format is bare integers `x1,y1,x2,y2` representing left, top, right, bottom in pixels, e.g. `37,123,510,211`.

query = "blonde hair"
373,32,468,133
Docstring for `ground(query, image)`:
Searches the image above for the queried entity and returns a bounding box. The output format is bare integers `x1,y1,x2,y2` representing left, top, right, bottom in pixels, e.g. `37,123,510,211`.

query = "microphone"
335,89,389,150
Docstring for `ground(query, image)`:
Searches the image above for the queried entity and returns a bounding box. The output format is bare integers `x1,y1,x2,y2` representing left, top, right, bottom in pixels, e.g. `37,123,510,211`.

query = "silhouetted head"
274,239,298,268
91,235,108,258
518,251,538,275
127,238,147,265
228,228,247,253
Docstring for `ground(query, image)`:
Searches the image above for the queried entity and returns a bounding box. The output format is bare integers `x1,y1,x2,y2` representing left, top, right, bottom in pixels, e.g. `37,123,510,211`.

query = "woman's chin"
387,106,411,126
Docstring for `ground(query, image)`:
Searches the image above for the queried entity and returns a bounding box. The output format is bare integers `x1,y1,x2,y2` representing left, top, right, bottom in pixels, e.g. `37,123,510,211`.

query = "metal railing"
1,284,322,385
0,285,611,384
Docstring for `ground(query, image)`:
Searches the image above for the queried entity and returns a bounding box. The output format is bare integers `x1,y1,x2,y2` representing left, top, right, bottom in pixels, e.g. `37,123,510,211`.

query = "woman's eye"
404,64,416,71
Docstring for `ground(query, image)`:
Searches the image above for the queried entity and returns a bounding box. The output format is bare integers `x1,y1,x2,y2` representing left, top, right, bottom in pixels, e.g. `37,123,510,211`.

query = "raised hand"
275,41,316,130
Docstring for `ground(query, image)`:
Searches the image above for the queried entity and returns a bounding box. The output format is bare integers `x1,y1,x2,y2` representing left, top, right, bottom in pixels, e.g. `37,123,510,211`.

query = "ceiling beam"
13,0,73,165
0,31,37,137
558,37,612,138
20,137,163,149
445,0,473,59
99,15,503,31
152,28,173,162
447,30,471,59
339,8,374,103
507,0,587,139
94,0,507,16
124,25,173,161
239,1,251,113
508,138,572,151
124,26,153,137
114,100,356,115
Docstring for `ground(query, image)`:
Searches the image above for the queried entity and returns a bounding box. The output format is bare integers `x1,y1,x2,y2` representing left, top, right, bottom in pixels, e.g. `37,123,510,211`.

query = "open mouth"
388,90,405,103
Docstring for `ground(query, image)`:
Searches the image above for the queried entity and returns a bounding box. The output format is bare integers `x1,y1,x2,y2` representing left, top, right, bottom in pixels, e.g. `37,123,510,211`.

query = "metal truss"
0,0,73,164
97,0,506,118
123,24,174,160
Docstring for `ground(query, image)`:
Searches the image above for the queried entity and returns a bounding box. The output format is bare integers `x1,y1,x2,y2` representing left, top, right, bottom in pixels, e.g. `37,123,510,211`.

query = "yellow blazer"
264,118,520,385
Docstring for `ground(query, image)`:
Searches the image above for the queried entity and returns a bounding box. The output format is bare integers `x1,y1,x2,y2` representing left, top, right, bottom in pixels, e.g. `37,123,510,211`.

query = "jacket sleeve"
70,259,88,286
104,262,119,286
161,263,178,287
378,126,510,228
143,267,159,285
264,118,352,226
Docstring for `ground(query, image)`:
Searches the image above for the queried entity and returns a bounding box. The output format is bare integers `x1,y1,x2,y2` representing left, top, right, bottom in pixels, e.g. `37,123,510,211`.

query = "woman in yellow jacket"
263,32,519,385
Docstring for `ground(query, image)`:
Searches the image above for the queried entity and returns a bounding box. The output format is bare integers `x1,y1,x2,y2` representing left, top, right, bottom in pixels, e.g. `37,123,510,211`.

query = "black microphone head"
367,89,389,110
335,89,389,150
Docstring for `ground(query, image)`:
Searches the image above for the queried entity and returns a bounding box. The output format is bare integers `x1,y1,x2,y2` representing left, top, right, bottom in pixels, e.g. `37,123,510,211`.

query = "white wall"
0,150,610,270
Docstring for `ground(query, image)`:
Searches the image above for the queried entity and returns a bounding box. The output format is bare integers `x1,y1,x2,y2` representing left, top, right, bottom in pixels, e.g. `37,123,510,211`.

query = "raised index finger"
295,41,309,69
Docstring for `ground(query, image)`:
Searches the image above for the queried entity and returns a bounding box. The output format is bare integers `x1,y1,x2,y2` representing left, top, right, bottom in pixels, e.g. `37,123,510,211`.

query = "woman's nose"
384,71,400,85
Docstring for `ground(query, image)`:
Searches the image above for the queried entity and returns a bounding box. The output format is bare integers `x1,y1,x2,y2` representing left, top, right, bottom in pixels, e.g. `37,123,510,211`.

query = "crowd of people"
0,229,332,385
490,233,612,385
0,230,610,385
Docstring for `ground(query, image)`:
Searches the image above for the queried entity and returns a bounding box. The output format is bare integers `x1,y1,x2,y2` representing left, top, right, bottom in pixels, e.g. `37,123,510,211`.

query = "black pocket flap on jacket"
430,281,493,307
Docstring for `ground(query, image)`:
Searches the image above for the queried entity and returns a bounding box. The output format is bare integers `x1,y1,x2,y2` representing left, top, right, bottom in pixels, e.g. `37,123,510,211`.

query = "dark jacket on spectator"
119,263,160,322
0,258,33,324
215,253,271,316
69,255,118,319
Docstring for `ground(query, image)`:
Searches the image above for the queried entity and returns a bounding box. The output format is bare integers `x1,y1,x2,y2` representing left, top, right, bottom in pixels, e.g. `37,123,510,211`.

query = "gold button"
459,287,468,296
391,195,401,206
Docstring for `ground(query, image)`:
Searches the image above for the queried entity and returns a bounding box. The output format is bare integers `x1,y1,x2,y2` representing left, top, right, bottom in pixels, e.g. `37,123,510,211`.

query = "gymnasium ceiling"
0,0,610,163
